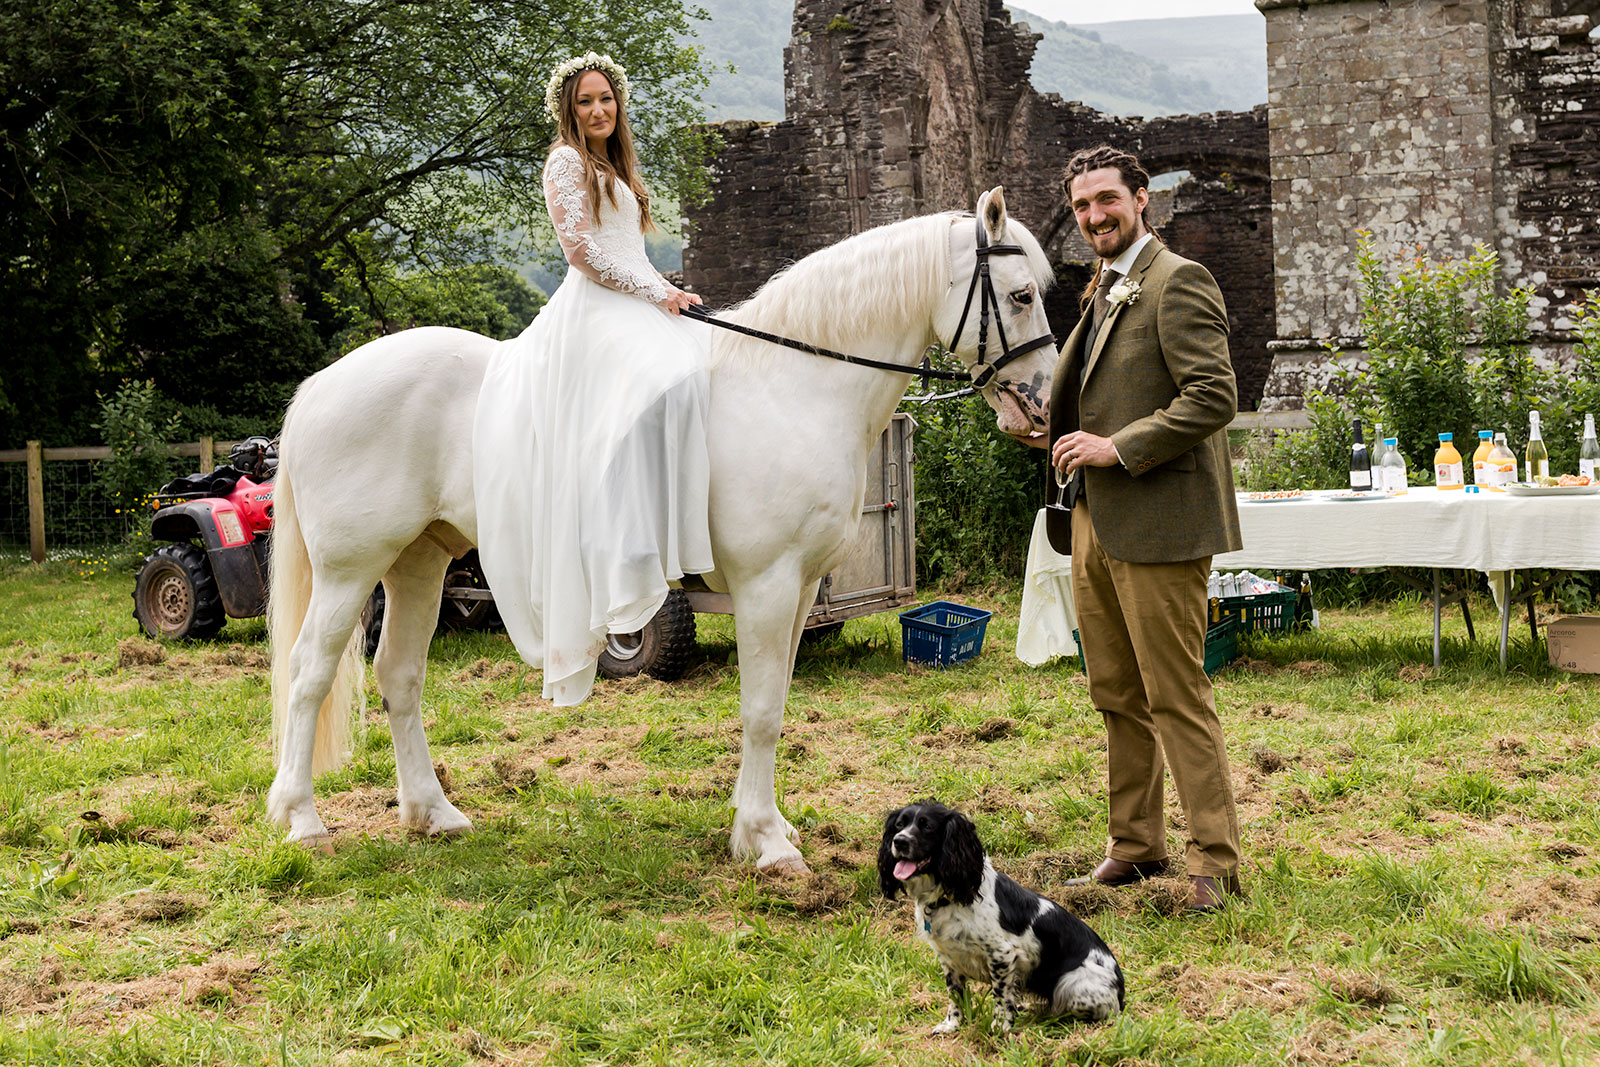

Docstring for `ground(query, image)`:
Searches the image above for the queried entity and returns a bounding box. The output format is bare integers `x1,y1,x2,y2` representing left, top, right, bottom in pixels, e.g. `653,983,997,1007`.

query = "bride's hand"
663,289,703,315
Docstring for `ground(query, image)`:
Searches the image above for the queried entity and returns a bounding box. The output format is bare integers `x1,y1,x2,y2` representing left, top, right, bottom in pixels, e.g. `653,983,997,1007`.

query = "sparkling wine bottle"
1349,418,1372,491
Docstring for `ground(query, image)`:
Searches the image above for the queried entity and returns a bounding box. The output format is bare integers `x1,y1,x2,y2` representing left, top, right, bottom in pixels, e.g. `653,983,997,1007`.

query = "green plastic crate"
1214,588,1298,634
1070,617,1240,675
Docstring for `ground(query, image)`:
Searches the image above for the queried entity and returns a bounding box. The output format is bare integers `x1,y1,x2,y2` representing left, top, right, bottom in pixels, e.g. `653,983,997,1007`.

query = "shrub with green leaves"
91,379,181,526
1243,234,1600,491
906,393,1045,588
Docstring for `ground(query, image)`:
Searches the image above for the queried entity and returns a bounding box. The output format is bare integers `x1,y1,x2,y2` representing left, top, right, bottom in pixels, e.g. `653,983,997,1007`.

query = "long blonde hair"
554,69,653,232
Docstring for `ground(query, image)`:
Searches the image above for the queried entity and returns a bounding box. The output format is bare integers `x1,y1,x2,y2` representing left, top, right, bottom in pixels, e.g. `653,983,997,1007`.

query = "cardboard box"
1546,615,1600,674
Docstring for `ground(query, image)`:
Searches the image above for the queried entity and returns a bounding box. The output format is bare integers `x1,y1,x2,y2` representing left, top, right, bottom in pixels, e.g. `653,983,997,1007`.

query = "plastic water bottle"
1380,437,1407,494
1581,414,1598,483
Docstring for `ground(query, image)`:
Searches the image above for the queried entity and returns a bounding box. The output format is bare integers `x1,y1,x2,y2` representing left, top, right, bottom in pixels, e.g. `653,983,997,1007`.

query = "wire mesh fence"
0,457,133,549
0,443,225,555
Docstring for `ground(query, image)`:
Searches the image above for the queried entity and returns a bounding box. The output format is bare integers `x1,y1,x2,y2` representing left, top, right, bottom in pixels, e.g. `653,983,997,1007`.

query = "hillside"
686,3,1266,122
1009,8,1265,116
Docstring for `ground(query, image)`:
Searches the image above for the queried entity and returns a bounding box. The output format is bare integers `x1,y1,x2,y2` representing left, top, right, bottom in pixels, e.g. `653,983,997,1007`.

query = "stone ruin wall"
1257,0,1600,409
682,0,1279,408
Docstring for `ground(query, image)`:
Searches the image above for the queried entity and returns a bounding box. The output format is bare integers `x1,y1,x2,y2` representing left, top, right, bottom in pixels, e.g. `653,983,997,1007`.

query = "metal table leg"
1499,570,1513,671
1440,566,1452,668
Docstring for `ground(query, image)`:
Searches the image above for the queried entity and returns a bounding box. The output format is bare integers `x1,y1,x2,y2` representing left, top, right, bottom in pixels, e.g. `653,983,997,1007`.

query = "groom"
1045,145,1245,914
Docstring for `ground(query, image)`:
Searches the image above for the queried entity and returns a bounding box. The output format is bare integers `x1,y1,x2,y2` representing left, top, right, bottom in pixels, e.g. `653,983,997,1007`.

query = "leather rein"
679,214,1056,400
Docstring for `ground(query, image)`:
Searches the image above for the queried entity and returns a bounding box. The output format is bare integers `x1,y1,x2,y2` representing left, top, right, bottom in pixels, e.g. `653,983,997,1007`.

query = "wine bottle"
1349,418,1372,491
1526,410,1549,483
1581,414,1598,483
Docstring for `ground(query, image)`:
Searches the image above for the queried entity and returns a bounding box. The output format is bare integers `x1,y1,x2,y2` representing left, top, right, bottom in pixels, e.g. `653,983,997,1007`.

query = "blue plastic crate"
1070,619,1240,675
900,601,993,668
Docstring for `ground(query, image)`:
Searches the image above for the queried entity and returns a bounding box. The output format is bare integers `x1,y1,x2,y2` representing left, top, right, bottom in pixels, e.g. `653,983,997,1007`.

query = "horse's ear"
980,186,1008,242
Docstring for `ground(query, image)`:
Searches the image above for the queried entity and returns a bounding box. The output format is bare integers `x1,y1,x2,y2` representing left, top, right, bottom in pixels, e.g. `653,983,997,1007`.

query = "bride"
473,52,714,705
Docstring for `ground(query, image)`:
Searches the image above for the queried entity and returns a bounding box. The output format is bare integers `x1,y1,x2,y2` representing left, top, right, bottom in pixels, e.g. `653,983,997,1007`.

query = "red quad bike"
133,437,279,640
132,437,501,644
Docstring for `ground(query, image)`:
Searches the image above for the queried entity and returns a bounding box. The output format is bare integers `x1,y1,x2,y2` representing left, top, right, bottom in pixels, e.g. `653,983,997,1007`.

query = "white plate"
1503,483,1599,497
1239,491,1306,503
1321,490,1389,501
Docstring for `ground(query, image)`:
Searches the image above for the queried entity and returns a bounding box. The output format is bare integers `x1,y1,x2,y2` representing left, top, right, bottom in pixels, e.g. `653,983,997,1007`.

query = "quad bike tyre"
133,543,225,640
597,589,696,681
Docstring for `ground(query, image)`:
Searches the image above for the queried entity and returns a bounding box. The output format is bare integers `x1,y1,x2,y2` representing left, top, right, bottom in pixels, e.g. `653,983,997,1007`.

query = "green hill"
686,3,1266,123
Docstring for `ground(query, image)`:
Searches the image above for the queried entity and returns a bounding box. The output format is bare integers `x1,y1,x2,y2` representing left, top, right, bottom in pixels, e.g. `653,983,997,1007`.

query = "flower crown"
543,52,630,124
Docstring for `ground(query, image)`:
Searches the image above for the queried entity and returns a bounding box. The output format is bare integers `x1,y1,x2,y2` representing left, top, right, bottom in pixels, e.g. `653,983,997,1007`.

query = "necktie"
1090,268,1118,337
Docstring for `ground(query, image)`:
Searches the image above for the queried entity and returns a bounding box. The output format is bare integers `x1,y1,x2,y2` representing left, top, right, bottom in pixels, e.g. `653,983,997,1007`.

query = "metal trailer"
594,412,918,678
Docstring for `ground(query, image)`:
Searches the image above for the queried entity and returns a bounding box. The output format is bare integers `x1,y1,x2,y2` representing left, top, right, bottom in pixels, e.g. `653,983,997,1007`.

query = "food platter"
1503,483,1599,497
1239,490,1305,503
1320,490,1389,502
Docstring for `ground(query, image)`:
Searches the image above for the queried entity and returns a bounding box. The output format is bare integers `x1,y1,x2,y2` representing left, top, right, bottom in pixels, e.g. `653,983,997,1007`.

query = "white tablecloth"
1015,488,1600,667
1214,487,1600,574
1016,509,1079,665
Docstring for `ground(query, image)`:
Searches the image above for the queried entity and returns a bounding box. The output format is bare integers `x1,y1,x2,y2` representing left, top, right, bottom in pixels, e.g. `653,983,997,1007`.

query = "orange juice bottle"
1471,430,1492,484
1434,432,1464,490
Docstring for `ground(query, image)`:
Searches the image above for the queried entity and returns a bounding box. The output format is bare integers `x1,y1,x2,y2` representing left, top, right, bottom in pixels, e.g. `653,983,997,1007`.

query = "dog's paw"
930,1019,960,1036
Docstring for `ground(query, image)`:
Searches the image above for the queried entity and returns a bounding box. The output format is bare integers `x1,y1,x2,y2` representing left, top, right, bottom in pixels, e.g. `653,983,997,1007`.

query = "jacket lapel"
1083,240,1164,388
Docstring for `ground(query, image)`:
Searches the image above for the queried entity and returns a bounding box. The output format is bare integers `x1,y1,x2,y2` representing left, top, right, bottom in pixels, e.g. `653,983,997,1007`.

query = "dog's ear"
934,809,985,905
878,807,905,899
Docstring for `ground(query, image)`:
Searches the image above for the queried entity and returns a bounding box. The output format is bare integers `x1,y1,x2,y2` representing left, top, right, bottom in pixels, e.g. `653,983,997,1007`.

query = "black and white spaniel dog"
879,799,1124,1035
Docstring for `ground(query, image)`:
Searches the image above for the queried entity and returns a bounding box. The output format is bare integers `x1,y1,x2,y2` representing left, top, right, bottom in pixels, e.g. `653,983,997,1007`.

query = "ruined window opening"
1150,170,1190,192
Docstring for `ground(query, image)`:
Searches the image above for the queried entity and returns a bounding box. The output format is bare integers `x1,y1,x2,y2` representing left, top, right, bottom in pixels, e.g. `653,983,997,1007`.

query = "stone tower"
1257,0,1600,407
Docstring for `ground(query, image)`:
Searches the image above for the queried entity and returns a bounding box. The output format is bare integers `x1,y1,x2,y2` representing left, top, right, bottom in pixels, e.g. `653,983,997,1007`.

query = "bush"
92,380,181,528
1243,234,1600,491
907,392,1045,588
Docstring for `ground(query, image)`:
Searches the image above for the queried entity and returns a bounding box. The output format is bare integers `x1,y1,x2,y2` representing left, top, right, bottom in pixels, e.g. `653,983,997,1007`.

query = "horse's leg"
729,571,817,873
374,539,473,837
266,576,374,842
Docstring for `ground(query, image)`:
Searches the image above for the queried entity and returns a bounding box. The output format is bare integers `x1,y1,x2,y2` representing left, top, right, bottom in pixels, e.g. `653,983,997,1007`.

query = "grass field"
2,554,1598,1065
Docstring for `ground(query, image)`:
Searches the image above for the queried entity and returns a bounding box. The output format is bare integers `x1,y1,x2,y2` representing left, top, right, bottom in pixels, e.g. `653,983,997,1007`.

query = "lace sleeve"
543,147,674,305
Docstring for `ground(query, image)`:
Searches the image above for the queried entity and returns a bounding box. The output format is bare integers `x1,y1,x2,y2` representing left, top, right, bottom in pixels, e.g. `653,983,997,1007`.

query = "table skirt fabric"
1017,508,1080,666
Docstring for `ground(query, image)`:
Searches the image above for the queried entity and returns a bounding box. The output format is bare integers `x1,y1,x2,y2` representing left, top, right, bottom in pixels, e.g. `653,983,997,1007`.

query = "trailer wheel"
132,543,225,640
597,589,696,681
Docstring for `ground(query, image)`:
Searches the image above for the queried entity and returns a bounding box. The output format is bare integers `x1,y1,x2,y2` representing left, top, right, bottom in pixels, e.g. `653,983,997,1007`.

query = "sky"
1011,0,1260,24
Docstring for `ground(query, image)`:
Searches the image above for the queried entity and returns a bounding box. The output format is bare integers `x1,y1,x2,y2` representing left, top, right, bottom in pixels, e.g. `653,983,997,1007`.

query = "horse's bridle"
944,213,1057,391
680,213,1056,397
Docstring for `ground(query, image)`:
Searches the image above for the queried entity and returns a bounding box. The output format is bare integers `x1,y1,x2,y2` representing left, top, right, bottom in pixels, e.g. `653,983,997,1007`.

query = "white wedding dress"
472,145,714,705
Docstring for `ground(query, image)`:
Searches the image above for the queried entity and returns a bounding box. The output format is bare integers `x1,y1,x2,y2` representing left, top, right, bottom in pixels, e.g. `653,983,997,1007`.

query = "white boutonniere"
1108,278,1141,309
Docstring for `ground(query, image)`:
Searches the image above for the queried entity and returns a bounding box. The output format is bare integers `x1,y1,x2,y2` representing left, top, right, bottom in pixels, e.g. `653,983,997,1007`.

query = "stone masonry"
1257,0,1600,408
683,0,1600,412
682,0,1279,408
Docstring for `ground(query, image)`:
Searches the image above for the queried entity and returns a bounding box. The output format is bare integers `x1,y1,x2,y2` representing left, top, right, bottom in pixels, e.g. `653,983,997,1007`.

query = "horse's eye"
1011,288,1034,306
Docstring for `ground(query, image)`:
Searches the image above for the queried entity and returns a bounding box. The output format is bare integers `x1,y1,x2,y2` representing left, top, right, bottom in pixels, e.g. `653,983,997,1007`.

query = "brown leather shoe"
1188,875,1243,913
1065,857,1170,887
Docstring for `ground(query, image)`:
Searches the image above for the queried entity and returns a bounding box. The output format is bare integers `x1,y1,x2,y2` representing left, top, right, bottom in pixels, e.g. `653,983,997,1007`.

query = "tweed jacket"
1045,239,1243,563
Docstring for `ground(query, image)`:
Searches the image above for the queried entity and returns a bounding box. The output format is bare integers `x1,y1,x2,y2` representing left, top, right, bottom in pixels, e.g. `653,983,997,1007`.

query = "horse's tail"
268,448,365,776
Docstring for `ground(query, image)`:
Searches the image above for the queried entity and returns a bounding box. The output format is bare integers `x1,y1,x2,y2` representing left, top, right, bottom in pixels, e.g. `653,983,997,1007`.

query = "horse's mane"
711,212,1053,373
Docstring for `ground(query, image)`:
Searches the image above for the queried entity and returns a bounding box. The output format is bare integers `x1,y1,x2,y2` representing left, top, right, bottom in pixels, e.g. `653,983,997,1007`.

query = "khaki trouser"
1071,497,1241,877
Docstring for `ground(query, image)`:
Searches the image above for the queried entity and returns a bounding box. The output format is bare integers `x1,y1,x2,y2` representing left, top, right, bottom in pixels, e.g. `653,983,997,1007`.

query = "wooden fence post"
199,436,214,474
27,440,45,563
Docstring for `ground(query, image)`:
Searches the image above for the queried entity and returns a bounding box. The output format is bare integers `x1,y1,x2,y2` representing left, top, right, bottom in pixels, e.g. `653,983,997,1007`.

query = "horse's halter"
945,213,1057,391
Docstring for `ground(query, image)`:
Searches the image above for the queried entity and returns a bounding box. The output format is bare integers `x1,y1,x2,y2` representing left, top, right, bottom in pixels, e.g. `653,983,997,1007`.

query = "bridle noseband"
679,213,1055,397
944,213,1057,391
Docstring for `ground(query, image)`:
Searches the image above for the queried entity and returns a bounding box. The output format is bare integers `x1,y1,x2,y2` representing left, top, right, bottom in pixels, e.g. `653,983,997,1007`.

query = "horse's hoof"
757,852,811,877
427,817,473,838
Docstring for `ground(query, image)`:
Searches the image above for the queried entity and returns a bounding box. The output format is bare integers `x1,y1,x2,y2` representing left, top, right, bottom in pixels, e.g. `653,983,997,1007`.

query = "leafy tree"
1,0,715,446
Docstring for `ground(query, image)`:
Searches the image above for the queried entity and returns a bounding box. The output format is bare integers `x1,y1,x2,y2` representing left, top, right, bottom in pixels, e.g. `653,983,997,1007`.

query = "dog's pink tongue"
893,860,919,881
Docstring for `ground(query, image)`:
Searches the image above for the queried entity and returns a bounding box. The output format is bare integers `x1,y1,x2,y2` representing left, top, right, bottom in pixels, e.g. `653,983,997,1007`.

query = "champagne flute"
1049,453,1071,511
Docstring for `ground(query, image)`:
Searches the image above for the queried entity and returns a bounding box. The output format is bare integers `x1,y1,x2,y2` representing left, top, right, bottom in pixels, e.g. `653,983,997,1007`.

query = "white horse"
265,188,1056,872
